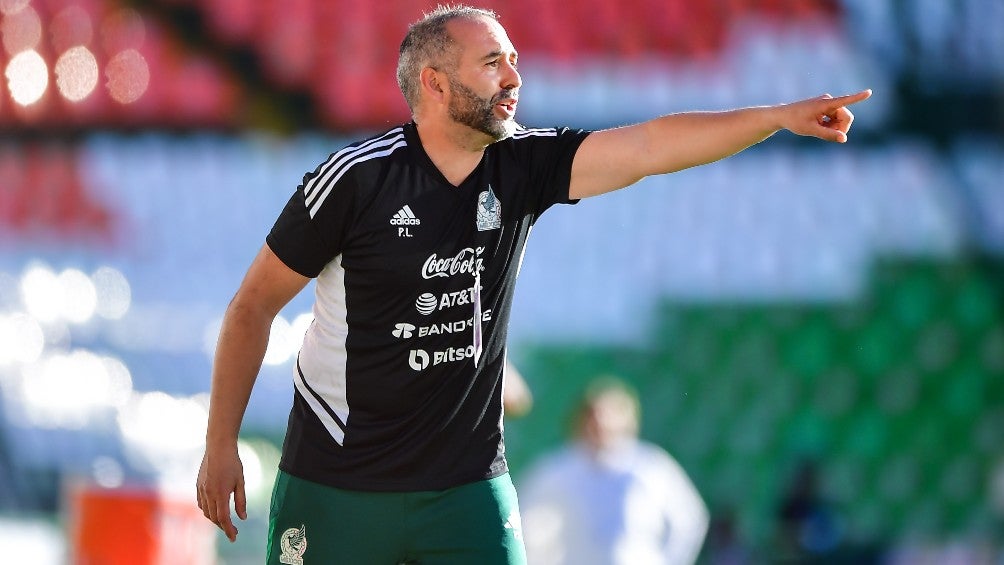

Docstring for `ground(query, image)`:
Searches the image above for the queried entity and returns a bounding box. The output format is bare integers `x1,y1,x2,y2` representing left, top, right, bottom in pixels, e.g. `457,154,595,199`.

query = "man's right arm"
196,243,310,542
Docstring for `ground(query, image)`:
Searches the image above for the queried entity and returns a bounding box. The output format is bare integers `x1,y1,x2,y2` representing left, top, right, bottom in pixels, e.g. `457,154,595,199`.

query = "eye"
486,60,500,68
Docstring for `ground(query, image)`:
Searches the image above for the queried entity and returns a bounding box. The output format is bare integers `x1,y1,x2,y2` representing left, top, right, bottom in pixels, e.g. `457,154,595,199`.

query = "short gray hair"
396,5,499,112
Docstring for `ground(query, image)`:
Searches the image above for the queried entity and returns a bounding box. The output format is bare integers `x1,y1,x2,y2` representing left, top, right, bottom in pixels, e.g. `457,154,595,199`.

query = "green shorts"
266,471,527,565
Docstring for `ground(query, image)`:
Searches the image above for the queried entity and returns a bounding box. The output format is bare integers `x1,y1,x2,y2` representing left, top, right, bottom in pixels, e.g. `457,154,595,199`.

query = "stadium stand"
508,257,1004,560
0,0,241,130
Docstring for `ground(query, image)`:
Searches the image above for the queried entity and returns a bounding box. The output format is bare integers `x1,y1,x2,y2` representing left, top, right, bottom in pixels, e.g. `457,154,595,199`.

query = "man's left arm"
569,90,872,200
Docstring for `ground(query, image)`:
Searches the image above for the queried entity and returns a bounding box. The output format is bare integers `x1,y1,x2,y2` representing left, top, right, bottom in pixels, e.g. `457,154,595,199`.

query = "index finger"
826,89,872,109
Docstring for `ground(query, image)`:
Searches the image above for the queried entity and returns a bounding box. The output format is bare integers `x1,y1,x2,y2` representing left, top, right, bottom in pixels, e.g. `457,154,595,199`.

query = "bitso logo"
415,293,438,315
476,186,502,231
409,349,430,371
392,323,416,338
407,346,478,371
279,525,307,565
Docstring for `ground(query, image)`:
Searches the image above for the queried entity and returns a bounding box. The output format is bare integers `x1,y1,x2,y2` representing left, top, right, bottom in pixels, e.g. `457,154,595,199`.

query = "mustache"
491,89,518,104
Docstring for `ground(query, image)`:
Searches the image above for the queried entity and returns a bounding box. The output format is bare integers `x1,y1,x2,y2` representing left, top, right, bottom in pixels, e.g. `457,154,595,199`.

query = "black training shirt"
266,122,590,491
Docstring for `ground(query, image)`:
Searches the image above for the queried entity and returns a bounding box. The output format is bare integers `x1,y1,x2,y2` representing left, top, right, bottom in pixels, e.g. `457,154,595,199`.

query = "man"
520,377,709,565
196,5,870,564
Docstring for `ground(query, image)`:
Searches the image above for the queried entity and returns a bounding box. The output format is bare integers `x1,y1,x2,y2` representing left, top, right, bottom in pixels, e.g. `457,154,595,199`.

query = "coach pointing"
197,5,869,564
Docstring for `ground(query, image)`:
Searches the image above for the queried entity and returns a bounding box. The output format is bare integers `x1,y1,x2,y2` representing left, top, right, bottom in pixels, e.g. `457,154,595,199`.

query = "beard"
447,77,516,142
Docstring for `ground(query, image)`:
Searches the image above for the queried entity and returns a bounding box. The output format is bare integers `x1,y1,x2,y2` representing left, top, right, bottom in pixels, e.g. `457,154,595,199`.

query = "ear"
420,67,447,104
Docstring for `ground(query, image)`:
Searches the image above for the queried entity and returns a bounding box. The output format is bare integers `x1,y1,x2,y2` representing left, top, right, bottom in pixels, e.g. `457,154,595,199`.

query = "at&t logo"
415,287,479,316
415,293,437,315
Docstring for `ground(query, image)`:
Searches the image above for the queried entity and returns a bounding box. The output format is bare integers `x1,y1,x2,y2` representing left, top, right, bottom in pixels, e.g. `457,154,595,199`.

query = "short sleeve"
508,126,591,217
266,160,356,278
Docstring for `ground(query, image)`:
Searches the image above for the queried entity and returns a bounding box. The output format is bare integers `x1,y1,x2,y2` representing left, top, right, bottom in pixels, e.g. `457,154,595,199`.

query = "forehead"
446,16,516,59
588,390,636,414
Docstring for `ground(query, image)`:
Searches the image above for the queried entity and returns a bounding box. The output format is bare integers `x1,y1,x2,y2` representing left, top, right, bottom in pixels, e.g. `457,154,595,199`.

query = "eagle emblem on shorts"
477,186,502,231
280,524,307,565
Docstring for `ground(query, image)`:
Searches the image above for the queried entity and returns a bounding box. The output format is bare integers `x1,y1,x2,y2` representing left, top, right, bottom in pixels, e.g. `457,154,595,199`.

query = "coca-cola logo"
421,247,485,279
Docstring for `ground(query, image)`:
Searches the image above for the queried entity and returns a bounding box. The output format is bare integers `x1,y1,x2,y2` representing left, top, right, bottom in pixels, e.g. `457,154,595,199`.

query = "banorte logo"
392,323,416,338
422,247,485,280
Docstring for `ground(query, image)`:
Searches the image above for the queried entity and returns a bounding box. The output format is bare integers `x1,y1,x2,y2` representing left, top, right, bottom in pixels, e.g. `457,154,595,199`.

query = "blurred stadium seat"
0,0,241,130
0,0,876,131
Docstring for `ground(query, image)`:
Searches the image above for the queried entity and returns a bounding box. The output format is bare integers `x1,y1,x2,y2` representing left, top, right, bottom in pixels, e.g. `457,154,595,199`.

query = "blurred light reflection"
55,46,99,102
91,266,131,320
105,48,148,104
0,312,44,365
49,5,94,53
5,49,48,105
237,441,264,494
20,350,133,429
118,391,207,456
91,456,125,489
20,265,104,324
0,0,31,16
58,268,98,323
21,264,62,323
0,3,40,54
263,316,293,365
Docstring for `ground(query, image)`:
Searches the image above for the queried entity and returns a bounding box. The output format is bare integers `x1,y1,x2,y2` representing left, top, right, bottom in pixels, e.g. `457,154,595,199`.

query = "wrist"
205,430,240,451
762,104,787,135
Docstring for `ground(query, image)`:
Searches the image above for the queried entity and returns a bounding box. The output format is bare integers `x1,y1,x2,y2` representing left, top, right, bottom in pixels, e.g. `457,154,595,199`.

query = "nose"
502,60,521,90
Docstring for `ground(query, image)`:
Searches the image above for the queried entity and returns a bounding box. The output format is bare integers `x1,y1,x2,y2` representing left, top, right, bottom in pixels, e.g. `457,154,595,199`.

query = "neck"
415,118,491,187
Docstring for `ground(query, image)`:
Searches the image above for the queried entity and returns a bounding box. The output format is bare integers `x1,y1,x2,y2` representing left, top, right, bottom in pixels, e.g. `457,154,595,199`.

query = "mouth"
495,97,517,118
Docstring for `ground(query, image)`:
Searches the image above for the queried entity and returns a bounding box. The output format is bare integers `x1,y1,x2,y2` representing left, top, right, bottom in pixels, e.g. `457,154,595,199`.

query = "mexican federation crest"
279,524,307,565
476,185,502,231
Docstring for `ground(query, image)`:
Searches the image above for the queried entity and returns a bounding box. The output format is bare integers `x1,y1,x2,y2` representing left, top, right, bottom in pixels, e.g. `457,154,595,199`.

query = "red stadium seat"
0,147,27,229
204,0,259,44
0,144,114,239
257,0,315,88
0,0,243,129
0,0,843,131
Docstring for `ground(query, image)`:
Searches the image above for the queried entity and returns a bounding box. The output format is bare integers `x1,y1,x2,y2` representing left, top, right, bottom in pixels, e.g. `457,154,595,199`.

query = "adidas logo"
390,205,421,226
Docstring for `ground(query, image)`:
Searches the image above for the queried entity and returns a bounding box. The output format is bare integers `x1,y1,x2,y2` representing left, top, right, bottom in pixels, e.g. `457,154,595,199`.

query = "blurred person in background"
703,507,751,565
195,4,869,564
519,377,709,565
504,360,534,418
775,459,888,564
774,459,844,563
